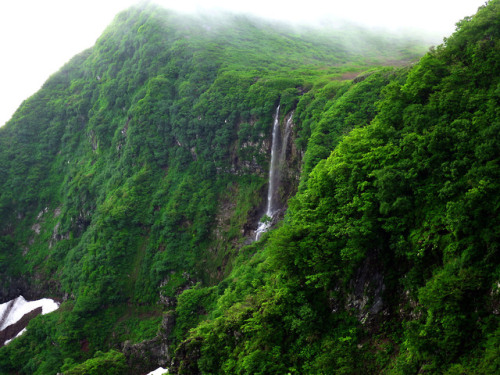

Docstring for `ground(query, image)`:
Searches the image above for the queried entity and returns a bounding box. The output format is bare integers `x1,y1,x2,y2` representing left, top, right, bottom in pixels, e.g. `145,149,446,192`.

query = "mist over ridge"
0,0,484,127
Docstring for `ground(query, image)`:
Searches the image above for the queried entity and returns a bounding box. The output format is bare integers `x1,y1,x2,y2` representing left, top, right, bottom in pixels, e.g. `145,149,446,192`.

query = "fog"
0,0,486,127
155,0,484,34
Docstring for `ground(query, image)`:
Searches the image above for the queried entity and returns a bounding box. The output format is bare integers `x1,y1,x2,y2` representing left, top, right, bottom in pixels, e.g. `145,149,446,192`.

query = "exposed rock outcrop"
0,306,42,347
0,277,31,304
170,336,203,375
346,250,387,325
122,311,175,374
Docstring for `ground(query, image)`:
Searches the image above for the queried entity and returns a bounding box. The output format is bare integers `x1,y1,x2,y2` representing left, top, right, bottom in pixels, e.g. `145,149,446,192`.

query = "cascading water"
280,112,294,163
255,105,282,241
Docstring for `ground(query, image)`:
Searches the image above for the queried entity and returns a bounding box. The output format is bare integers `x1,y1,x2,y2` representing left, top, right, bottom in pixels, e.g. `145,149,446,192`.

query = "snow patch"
0,296,59,331
147,368,169,375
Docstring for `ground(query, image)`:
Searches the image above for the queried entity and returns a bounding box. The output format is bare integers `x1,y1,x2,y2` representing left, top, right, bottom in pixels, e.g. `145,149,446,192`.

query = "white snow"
147,368,169,375
0,295,60,336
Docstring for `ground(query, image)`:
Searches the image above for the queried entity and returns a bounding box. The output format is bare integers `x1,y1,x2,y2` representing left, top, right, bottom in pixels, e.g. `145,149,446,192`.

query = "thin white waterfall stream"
280,112,293,163
255,105,281,241
266,105,281,216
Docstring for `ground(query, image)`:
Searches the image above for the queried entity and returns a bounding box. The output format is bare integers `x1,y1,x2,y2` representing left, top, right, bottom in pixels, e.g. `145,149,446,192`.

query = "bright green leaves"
298,68,396,184
62,349,127,375
400,260,488,371
402,52,449,103
174,283,217,341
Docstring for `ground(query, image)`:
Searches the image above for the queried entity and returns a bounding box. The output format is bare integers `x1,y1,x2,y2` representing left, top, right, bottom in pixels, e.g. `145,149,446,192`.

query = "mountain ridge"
0,1,498,374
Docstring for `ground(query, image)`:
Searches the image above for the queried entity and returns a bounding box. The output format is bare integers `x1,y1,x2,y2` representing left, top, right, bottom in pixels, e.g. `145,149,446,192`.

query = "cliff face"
0,4,422,305
1,1,499,374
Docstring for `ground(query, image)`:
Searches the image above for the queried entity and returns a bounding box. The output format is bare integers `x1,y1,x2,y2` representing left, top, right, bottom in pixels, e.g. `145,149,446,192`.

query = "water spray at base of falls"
255,105,294,241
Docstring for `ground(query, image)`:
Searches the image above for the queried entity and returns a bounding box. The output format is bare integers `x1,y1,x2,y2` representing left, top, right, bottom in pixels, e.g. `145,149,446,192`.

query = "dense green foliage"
0,1,498,374
169,2,500,374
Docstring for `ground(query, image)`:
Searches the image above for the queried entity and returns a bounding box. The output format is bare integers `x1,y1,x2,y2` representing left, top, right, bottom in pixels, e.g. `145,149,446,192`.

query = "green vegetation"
62,350,127,375
0,1,499,374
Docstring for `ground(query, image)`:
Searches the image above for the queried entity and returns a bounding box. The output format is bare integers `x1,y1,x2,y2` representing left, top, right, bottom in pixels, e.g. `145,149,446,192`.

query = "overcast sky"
0,0,486,127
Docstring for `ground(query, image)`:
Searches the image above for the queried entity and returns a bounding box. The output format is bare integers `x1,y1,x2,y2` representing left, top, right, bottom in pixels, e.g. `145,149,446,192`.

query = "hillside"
0,1,499,374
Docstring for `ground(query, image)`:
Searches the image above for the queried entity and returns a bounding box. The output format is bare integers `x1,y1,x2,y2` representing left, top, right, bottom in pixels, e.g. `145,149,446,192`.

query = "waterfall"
280,112,294,163
266,105,281,217
255,105,280,240
255,105,288,241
